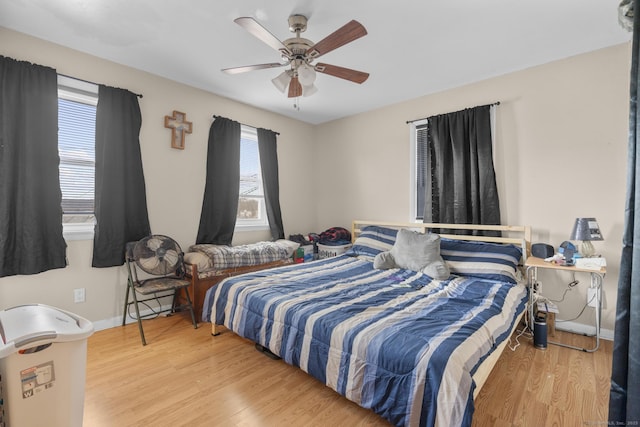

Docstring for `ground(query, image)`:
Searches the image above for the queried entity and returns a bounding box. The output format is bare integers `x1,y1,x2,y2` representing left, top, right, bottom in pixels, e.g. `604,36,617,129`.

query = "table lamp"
570,217,603,257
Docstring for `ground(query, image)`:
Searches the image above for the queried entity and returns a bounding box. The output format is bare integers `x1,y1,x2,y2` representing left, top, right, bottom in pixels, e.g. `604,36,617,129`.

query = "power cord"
556,291,597,323
540,274,594,323
508,322,531,351
126,295,165,320
509,294,534,351
510,276,593,351
547,276,579,304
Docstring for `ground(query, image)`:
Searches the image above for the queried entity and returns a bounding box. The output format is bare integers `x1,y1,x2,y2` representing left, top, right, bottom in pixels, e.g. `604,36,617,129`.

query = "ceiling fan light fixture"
271,71,291,93
302,83,318,97
226,15,369,99
297,63,316,86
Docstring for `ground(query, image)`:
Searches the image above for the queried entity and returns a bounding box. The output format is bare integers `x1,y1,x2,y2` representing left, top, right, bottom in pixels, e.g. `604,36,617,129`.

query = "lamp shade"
302,83,318,97
297,63,316,86
570,217,603,258
271,71,291,93
570,218,604,241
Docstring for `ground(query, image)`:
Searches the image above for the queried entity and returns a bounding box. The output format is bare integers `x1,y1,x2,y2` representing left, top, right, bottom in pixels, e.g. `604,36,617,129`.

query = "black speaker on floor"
532,243,554,259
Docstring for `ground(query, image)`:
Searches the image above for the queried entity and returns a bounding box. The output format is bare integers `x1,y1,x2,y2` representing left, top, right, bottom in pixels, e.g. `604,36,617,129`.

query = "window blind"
415,123,428,220
58,97,96,214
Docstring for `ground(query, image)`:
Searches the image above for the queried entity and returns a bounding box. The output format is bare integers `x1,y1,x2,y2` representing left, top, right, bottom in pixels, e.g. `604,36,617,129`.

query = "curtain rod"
212,115,280,135
405,101,500,124
58,73,143,98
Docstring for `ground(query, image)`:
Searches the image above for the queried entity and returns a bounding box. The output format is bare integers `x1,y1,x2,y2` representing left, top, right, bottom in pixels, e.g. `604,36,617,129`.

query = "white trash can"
0,304,94,427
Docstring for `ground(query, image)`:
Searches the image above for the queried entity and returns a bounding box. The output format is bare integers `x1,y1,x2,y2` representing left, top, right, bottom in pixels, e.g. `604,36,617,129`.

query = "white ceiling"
0,0,632,124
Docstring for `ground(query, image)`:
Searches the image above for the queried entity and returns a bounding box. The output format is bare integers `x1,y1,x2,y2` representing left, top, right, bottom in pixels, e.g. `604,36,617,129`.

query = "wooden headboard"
351,220,532,259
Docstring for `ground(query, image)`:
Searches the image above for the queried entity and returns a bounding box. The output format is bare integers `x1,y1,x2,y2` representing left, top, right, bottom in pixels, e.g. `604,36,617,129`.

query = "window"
236,125,268,230
57,76,98,240
410,119,429,222
410,106,498,225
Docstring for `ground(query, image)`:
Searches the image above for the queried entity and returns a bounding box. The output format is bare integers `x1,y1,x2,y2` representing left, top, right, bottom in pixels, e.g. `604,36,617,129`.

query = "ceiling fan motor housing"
288,15,308,33
284,39,314,59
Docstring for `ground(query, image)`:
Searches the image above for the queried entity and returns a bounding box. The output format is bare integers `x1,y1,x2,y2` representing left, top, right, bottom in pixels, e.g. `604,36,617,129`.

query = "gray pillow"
421,258,450,280
373,251,396,269
373,229,450,280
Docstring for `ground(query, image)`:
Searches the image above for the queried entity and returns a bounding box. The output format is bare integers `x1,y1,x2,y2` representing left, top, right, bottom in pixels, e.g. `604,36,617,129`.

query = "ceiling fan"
222,14,369,98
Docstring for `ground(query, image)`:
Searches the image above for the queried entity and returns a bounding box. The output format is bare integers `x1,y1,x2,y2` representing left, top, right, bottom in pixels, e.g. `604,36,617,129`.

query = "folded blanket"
186,240,297,270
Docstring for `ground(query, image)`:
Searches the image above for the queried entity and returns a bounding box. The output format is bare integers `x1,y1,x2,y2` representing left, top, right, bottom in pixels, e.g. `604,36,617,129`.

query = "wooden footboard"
181,259,293,324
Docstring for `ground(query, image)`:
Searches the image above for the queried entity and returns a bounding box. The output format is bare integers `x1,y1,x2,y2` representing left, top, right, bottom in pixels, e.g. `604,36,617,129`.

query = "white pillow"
183,252,211,271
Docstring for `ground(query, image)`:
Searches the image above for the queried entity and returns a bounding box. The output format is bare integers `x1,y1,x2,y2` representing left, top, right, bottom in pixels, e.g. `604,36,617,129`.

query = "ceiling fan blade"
307,20,367,59
222,63,286,75
288,76,302,98
222,62,287,74
234,17,290,54
315,63,369,84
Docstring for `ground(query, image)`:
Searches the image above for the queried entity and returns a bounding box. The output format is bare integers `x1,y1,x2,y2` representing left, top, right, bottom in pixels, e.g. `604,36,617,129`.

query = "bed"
202,221,531,426
182,240,296,320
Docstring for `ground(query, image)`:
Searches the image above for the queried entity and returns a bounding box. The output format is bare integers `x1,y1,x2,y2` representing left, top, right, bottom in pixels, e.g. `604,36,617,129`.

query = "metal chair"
122,235,197,345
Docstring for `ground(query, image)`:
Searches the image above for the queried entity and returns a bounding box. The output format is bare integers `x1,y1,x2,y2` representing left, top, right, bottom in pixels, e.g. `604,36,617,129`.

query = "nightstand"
525,256,606,352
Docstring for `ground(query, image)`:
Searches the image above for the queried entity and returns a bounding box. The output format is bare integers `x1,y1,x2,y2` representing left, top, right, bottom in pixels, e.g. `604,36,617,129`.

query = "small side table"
525,256,606,352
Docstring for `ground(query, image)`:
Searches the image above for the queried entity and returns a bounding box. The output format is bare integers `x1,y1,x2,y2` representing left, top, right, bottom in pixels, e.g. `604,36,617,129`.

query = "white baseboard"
92,304,174,332
554,320,614,341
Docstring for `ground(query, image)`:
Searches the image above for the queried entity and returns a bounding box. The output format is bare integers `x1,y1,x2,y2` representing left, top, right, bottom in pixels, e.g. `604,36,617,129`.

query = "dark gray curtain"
0,56,67,277
423,105,501,235
257,128,284,240
609,0,640,421
92,85,150,267
196,117,241,245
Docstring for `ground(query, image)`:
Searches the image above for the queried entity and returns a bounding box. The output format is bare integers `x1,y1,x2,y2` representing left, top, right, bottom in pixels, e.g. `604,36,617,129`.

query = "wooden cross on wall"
164,111,192,149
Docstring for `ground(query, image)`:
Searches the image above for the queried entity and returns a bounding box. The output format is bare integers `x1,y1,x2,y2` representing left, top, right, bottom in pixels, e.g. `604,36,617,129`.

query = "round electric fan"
133,235,182,276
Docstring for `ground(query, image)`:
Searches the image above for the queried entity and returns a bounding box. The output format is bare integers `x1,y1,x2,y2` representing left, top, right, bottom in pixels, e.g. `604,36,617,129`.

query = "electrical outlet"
73,288,85,303
587,288,598,308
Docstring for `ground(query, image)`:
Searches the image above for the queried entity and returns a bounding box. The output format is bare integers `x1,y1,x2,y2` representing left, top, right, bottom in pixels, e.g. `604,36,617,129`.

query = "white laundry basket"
0,304,94,427
317,243,353,259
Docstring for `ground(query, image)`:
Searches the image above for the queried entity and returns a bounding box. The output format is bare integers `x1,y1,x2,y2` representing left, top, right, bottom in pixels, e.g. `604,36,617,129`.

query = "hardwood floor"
473,329,612,426
83,315,612,426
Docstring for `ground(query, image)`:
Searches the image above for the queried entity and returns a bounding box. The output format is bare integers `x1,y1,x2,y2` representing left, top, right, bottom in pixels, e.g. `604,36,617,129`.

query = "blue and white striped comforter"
203,255,527,427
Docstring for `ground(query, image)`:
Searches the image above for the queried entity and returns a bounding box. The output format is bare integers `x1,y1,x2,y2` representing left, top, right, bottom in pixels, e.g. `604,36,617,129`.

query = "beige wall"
0,27,631,335
0,28,317,328
314,43,631,334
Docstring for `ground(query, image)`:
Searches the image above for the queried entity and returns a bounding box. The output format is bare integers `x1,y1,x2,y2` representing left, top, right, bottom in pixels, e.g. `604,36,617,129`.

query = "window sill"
235,224,270,232
63,222,95,241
